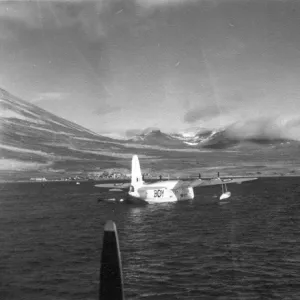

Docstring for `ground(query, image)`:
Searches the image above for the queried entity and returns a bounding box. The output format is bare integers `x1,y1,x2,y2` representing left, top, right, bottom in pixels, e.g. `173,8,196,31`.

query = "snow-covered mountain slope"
126,124,300,151
197,128,300,150
0,88,157,179
171,129,217,146
169,126,300,150
128,129,188,148
1,87,300,180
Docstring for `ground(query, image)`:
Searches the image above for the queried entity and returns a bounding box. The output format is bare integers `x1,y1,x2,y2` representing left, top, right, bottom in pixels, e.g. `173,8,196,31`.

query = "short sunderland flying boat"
95,155,257,204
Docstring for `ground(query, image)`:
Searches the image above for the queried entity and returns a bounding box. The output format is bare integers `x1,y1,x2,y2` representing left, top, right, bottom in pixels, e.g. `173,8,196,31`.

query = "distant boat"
76,182,80,185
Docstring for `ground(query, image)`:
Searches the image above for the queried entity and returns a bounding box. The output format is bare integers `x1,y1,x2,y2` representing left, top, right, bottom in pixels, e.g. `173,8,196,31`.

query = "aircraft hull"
130,187,195,204
125,195,149,205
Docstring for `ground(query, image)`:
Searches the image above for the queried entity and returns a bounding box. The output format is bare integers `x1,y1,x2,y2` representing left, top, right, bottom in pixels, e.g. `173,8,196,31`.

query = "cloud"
134,0,204,15
32,92,68,103
93,105,121,116
0,0,116,42
214,36,245,59
0,0,287,43
184,103,230,123
125,126,160,137
134,0,250,12
0,0,232,42
135,0,198,8
125,129,141,137
226,115,300,141
0,25,16,41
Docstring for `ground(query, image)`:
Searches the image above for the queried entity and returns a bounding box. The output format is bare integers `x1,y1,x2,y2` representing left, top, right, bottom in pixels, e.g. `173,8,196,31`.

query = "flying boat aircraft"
95,155,257,204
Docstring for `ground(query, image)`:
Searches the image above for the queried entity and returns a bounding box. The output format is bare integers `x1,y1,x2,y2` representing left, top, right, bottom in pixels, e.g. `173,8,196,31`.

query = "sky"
1,0,300,138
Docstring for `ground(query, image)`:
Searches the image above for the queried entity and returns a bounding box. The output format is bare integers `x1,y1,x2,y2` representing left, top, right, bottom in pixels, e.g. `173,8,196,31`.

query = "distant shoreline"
1,174,300,184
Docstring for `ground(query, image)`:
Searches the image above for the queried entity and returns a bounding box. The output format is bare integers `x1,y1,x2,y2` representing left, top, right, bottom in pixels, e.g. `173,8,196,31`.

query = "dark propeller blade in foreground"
99,220,124,300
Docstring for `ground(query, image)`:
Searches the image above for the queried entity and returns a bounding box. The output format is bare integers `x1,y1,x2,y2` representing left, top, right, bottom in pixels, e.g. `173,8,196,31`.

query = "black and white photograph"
1,0,299,299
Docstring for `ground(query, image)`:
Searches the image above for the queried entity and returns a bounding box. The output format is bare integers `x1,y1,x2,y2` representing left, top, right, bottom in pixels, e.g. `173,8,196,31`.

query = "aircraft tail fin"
131,155,143,188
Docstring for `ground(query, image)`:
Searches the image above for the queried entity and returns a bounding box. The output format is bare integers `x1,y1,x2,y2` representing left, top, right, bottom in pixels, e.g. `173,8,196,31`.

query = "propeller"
99,221,124,300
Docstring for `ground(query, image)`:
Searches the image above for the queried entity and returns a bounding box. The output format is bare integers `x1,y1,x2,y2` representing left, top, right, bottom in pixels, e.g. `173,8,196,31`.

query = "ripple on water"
1,179,300,299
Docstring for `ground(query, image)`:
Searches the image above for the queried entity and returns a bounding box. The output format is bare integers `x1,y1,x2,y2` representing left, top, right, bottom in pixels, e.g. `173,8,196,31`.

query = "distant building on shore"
30,177,47,182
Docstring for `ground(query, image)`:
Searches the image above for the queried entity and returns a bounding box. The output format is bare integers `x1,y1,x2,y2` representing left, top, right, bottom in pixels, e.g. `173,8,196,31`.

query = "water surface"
0,178,299,299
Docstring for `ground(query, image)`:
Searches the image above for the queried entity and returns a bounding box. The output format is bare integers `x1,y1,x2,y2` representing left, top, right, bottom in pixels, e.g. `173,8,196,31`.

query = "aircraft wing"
94,182,131,190
178,177,258,188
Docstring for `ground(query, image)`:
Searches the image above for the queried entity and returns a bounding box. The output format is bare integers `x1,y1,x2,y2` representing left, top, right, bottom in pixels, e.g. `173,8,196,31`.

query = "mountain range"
1,88,300,180
128,127,300,150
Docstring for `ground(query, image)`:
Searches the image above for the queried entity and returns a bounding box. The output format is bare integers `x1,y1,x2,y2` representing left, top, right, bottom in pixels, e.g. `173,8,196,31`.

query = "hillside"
0,88,161,180
128,129,188,148
1,87,300,181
